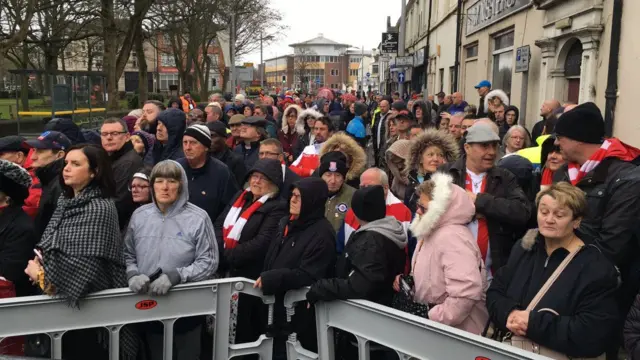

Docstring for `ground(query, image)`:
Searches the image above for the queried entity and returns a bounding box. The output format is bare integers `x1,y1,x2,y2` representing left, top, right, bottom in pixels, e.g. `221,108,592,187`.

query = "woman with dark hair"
167,98,182,110
23,144,138,359
412,100,434,129
241,103,254,117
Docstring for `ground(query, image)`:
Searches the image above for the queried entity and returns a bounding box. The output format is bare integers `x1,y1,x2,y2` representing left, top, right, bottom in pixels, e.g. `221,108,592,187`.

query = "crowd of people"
2,81,640,360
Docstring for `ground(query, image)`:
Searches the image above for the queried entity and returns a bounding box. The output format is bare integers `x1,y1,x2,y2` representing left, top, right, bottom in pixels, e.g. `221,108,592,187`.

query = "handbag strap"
526,246,582,311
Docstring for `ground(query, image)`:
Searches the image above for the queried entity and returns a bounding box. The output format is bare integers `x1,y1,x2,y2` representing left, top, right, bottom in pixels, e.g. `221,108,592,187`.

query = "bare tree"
294,47,318,92
231,0,285,60
0,0,37,54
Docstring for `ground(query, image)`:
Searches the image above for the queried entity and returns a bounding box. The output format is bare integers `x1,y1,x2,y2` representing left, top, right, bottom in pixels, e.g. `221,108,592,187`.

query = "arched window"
564,40,583,77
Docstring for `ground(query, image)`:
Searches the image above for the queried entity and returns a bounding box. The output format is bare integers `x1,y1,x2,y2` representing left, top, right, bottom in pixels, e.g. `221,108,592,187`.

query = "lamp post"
259,33,274,89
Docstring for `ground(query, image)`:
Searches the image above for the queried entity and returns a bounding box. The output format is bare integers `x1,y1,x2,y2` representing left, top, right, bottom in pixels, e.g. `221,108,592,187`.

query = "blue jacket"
447,101,469,115
177,156,239,223
346,116,366,139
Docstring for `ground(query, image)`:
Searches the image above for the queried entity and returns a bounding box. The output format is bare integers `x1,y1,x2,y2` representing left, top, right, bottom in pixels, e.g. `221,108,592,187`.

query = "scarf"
37,185,139,358
541,168,554,186
223,189,272,249
568,138,640,185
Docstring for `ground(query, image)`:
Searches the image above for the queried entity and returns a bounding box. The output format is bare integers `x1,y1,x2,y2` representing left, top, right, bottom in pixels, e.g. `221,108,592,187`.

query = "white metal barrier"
0,278,551,360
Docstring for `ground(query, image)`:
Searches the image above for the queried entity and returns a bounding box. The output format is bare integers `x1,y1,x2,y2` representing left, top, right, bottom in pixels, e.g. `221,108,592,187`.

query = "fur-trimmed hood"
521,229,540,251
409,172,475,238
295,108,323,136
405,129,460,177
484,89,510,112
282,104,303,134
319,132,366,181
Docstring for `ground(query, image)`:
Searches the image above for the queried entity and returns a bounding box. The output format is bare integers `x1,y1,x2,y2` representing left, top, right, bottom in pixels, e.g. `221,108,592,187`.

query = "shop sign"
466,0,531,36
381,33,399,54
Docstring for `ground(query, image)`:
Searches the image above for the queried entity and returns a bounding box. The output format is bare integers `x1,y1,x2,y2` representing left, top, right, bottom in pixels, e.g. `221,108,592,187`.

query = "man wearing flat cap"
234,116,267,168
553,102,640,349
440,124,531,278
0,135,41,219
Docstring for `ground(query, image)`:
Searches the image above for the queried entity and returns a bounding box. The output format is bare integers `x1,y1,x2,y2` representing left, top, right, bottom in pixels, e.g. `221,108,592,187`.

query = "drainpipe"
604,0,622,137
425,0,433,93
453,0,463,92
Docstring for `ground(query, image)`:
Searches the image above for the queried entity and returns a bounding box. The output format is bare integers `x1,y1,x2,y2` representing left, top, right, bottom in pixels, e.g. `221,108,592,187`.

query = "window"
372,64,379,74
465,44,478,58
439,68,444,92
330,69,339,76
492,31,514,94
159,73,179,90
350,56,362,63
161,54,176,67
349,69,358,77
449,66,455,93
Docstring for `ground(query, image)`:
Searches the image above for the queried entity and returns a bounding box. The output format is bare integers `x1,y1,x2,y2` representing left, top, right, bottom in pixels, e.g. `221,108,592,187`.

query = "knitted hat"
554,102,605,144
121,115,138,134
318,151,348,178
184,124,212,148
354,102,368,117
132,130,156,154
0,159,32,204
351,185,386,222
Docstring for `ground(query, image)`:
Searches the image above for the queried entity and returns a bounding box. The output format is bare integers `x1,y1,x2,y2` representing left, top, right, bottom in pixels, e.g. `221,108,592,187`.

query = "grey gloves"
128,274,150,294
149,274,173,296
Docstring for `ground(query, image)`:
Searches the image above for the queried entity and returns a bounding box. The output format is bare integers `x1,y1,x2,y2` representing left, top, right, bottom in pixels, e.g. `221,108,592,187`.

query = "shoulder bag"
502,247,605,359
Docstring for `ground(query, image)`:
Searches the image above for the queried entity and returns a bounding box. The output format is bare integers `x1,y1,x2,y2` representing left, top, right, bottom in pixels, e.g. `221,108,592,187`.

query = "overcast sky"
242,0,402,64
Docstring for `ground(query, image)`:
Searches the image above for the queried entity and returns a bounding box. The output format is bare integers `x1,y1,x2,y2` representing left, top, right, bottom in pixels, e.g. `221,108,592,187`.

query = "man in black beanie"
319,151,355,233
554,102,640,359
306,185,407,307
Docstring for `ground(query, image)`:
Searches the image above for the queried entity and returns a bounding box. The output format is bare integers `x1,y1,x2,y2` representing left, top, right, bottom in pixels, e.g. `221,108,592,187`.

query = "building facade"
263,55,294,89
399,0,639,146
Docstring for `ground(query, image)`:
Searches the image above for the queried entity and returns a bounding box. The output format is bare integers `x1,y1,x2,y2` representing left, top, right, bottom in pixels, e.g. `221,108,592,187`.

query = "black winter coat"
306,221,405,307
110,142,144,231
234,141,260,169
213,148,246,187
624,294,640,359
554,157,640,312
214,191,287,279
178,156,238,223
281,167,301,201
260,177,336,355
372,111,389,165
487,231,619,358
0,204,39,296
34,158,64,237
440,157,532,273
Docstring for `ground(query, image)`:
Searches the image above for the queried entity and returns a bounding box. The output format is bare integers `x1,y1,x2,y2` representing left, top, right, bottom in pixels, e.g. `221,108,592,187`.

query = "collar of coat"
110,141,135,162
448,156,504,182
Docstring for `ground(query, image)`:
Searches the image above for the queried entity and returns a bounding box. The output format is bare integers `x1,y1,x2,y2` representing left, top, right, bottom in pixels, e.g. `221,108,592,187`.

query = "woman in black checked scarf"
24,144,139,360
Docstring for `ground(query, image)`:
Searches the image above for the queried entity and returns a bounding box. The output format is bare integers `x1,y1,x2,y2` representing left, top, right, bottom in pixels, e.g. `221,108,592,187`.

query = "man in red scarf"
554,102,640,359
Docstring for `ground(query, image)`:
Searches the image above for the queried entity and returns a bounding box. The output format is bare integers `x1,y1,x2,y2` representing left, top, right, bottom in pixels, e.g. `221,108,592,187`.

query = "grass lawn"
0,98,131,120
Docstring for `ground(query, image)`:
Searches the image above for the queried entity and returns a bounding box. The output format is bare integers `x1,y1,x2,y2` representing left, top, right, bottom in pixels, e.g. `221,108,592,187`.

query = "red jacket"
290,144,320,177
22,149,41,219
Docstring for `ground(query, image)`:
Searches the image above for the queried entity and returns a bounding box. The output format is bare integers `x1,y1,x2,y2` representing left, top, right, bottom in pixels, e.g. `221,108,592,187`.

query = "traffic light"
212,78,217,87
282,75,286,83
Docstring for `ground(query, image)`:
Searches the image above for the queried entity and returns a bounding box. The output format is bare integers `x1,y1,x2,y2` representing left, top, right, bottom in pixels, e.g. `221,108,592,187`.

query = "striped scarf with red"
568,138,640,185
222,190,272,249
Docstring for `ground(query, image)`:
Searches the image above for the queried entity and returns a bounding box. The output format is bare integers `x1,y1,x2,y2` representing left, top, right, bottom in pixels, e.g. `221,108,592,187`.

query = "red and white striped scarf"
568,138,640,185
222,189,272,249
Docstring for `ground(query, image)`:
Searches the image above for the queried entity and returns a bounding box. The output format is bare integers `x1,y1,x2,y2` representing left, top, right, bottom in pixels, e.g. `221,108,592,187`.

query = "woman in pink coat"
409,172,489,334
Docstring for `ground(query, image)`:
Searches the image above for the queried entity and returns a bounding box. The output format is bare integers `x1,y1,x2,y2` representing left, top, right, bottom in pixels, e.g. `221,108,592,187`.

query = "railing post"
50,331,64,359
214,282,232,360
162,319,176,360
108,325,122,360
314,302,335,360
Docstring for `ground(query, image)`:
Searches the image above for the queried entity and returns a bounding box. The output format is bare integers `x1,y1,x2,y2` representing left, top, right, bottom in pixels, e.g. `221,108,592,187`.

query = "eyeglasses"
287,113,297,118
101,131,127,137
128,185,150,192
259,151,281,158
250,173,269,183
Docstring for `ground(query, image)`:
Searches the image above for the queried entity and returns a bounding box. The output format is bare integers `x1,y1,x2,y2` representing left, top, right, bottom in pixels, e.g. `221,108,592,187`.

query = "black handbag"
391,274,430,318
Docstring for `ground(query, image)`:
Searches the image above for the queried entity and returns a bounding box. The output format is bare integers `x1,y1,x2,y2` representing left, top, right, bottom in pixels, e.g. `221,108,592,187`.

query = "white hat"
234,94,245,102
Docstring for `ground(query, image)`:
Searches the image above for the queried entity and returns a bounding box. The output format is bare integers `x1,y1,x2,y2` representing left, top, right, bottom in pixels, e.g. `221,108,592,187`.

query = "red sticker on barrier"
475,357,491,360
135,300,157,310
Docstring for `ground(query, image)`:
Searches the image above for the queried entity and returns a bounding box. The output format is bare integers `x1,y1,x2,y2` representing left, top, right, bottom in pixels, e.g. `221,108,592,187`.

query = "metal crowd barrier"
0,278,550,360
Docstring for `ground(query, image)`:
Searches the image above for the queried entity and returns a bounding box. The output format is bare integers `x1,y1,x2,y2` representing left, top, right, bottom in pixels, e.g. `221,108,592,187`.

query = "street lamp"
260,33,275,89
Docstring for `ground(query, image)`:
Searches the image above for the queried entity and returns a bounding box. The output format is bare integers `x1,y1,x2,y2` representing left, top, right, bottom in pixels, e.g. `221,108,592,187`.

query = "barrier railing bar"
109,325,121,360
162,319,176,360
51,332,62,360
228,335,274,358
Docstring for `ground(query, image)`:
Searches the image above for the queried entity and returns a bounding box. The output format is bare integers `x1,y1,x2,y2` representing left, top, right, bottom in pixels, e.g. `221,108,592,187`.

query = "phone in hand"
33,249,43,262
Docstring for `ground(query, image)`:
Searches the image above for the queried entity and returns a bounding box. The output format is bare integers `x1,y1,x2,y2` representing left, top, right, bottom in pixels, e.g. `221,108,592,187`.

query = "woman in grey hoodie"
124,159,218,360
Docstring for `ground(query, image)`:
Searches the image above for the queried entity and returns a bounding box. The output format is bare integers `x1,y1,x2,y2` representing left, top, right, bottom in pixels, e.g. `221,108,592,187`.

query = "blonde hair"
535,182,587,219
415,179,436,200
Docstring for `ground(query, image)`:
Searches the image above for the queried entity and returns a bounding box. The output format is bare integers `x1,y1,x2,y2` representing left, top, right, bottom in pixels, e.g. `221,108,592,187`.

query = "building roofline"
264,54,294,62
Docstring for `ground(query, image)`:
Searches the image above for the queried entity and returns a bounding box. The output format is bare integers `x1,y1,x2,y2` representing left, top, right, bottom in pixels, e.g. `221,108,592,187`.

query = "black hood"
154,108,186,162
245,158,284,192
505,105,520,123
412,100,432,126
497,155,534,193
292,177,328,222
44,118,86,145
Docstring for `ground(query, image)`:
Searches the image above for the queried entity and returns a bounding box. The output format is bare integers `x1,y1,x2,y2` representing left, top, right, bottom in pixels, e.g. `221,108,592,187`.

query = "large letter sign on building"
466,0,530,35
